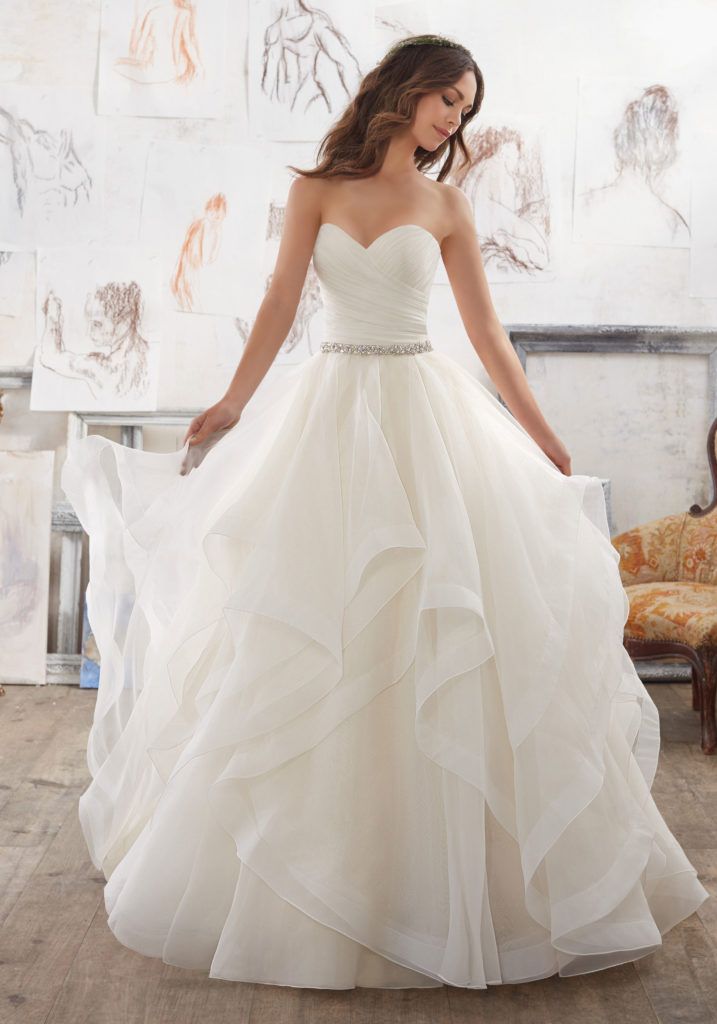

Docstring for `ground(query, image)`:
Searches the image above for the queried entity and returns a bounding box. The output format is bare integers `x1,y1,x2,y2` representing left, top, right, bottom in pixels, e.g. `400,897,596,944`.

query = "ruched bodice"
312,222,441,348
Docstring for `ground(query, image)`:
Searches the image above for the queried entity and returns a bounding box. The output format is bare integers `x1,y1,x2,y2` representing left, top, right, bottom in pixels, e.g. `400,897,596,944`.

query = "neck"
376,133,424,180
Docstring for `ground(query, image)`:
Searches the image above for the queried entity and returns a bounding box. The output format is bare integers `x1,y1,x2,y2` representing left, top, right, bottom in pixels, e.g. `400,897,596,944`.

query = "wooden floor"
0,681,715,1024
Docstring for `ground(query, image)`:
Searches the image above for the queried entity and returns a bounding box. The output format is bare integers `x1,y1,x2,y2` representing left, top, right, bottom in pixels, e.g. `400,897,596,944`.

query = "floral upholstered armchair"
611,417,717,755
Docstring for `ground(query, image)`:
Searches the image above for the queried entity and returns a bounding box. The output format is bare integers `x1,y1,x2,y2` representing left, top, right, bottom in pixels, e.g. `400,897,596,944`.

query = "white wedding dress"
60,221,709,989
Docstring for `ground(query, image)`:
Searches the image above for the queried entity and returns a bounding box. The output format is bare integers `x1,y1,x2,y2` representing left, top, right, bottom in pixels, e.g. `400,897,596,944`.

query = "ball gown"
59,221,709,989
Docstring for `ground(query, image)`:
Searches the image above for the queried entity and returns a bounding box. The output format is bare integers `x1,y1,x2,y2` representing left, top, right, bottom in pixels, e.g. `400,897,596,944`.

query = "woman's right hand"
182,395,242,448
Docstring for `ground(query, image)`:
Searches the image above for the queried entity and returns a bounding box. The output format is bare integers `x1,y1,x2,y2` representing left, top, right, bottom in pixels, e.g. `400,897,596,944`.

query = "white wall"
1,0,716,650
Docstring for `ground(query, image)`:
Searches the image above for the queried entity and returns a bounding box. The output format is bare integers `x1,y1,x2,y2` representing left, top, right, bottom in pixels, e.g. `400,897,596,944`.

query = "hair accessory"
384,33,462,58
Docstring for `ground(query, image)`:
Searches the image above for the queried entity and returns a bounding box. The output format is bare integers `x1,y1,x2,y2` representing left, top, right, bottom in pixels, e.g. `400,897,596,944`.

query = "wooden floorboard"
0,681,714,1024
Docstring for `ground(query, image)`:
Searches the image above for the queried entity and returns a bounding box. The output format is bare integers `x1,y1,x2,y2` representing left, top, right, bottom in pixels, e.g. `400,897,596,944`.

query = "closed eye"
443,96,470,118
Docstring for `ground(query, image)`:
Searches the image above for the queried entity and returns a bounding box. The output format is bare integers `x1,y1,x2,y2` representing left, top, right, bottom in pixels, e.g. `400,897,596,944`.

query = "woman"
61,33,708,990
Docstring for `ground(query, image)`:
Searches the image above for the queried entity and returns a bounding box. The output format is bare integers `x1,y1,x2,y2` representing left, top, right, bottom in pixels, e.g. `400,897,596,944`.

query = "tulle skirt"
60,347,709,989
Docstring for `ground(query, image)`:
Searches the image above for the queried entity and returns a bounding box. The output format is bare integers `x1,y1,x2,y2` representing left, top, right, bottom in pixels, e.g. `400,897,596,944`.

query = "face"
412,70,478,150
85,294,126,348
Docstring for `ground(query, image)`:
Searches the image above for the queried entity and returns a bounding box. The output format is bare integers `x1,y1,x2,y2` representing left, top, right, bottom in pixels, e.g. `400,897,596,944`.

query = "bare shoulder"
418,178,473,244
286,174,325,218
286,174,348,233
281,175,335,252
429,180,473,240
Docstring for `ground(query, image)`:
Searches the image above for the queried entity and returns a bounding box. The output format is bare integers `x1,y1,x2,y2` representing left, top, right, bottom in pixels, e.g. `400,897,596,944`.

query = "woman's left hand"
539,434,572,476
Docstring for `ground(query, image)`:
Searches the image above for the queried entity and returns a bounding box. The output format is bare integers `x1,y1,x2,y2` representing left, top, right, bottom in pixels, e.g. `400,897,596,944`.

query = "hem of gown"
101,869,708,989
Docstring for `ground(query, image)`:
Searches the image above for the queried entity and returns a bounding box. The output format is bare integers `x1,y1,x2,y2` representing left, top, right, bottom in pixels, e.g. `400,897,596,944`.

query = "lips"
434,125,450,139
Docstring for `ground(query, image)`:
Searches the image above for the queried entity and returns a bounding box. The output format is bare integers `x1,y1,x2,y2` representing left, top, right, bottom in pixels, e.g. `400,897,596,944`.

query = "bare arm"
440,184,571,474
182,175,320,447
222,175,319,410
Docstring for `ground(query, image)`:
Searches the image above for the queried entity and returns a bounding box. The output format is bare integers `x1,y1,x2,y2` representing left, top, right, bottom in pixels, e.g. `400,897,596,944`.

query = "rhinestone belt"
320,339,433,355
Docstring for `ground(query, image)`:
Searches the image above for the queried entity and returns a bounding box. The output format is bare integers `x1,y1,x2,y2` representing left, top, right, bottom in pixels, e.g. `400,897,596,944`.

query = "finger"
182,415,204,445
188,425,211,445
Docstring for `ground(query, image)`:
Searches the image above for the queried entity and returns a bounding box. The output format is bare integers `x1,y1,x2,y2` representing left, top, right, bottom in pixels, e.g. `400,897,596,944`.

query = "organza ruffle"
60,349,709,989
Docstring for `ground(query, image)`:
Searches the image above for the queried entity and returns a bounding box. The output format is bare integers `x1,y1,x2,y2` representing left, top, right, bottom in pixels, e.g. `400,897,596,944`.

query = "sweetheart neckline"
318,222,441,252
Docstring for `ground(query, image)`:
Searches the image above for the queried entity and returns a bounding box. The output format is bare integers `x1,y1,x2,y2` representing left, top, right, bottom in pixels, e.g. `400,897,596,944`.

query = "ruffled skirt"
60,347,709,989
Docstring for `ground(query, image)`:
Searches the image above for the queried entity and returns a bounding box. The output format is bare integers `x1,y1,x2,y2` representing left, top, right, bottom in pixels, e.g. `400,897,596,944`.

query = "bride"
61,32,708,990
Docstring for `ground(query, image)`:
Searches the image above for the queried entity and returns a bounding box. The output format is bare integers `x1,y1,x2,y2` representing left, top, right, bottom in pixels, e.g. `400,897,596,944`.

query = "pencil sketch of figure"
0,106,92,216
170,193,227,312
0,503,40,636
447,125,550,275
576,84,689,244
261,0,362,114
39,281,150,399
114,0,204,85
0,452,53,686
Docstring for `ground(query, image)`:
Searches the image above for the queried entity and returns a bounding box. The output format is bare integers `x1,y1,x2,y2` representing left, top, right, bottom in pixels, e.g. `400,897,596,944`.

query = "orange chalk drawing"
114,0,204,86
170,192,227,312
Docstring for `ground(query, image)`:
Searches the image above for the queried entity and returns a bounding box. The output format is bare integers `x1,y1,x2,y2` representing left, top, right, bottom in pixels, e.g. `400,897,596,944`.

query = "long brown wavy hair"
288,34,484,182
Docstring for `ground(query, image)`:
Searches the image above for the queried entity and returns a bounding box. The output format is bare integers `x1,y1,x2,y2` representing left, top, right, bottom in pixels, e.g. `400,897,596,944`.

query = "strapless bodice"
311,222,441,349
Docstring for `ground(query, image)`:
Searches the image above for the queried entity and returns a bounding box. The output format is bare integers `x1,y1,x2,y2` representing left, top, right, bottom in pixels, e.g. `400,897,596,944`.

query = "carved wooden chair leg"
697,645,717,755
692,674,701,711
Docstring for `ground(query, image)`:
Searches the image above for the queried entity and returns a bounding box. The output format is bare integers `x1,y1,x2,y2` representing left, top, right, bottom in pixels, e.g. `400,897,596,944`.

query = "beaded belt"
320,339,433,355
